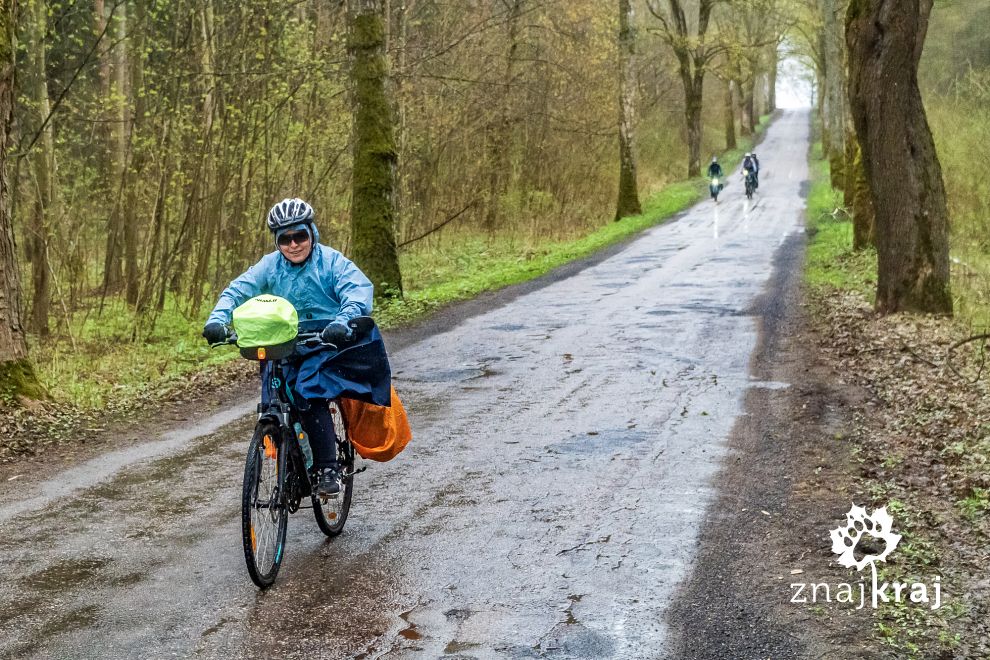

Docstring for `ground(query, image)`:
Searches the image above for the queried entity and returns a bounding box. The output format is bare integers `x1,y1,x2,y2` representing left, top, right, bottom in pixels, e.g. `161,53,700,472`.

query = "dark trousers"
297,398,338,469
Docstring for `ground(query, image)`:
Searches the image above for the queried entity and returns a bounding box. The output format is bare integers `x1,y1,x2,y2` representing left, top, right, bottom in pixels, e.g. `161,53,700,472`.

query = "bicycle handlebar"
208,316,375,352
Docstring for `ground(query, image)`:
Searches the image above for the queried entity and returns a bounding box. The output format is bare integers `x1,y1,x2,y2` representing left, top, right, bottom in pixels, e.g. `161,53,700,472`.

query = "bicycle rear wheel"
313,401,353,537
242,422,288,588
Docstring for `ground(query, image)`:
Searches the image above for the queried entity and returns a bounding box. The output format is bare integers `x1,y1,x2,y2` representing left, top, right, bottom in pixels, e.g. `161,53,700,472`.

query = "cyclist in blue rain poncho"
203,198,392,496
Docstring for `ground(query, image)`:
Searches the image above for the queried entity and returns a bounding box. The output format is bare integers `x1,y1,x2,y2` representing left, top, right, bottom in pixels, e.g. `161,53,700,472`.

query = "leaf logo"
829,504,902,572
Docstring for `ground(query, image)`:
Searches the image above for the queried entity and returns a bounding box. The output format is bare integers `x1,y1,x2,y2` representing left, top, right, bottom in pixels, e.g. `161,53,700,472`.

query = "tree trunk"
348,0,402,298
0,0,46,400
742,77,755,135
823,0,845,187
94,0,112,206
851,142,875,250
842,114,856,209
767,45,777,111
26,0,52,336
102,1,127,292
484,0,522,232
846,0,950,314
723,78,736,150
735,78,751,137
685,86,702,177
123,0,147,306
652,0,715,178
815,69,826,153
615,0,641,221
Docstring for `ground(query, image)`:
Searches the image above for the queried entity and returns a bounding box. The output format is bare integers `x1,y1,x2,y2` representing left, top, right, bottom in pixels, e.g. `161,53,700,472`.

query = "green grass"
30,295,237,409
28,124,770,411
804,142,877,300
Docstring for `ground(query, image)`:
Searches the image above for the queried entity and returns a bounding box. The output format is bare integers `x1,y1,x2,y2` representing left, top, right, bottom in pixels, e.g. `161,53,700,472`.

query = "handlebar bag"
232,295,299,359
339,385,412,462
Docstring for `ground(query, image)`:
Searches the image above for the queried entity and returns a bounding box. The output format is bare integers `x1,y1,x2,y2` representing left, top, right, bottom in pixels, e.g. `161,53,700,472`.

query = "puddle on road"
747,380,791,390
401,367,487,383
398,607,423,641
564,594,584,625
549,429,651,456
36,603,101,637
444,639,481,653
22,556,112,592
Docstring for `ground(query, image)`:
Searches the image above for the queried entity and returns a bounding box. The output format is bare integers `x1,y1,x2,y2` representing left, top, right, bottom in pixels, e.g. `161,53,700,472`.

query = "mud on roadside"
668,246,988,657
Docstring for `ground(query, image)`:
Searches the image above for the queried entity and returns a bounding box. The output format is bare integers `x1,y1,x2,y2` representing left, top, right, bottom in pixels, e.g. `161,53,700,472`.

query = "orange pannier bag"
338,385,412,462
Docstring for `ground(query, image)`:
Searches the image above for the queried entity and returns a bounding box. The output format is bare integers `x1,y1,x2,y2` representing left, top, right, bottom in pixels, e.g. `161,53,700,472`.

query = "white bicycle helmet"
267,198,314,232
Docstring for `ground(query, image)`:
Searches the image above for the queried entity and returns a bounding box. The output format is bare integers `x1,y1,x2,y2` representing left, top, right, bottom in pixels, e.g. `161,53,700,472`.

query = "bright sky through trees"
776,55,814,108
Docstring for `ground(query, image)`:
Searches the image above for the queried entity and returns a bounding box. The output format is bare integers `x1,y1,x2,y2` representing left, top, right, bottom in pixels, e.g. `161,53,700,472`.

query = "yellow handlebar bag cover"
231,295,299,348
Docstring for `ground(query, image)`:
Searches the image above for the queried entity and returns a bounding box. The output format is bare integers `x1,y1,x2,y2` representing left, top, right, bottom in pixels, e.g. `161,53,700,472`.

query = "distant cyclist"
707,156,723,179
742,152,758,192
751,152,761,188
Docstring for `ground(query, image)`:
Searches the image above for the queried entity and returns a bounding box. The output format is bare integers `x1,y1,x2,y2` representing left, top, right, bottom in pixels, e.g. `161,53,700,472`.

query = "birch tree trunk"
615,0,641,221
123,0,147,305
102,1,127,291
823,0,845,187
26,0,52,336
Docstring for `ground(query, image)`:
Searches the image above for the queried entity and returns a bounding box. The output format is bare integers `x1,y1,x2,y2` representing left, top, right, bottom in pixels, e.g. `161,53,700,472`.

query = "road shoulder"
665,233,887,658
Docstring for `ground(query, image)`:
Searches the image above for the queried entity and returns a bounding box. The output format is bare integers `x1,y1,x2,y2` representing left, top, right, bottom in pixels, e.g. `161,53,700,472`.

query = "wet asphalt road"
0,110,810,659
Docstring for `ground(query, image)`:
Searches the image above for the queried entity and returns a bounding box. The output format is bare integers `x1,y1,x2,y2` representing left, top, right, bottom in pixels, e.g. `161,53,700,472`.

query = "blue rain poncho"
207,222,391,407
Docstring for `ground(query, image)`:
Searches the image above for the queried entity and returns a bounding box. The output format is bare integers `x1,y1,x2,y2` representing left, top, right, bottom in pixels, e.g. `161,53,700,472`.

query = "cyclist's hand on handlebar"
321,321,353,346
203,322,230,345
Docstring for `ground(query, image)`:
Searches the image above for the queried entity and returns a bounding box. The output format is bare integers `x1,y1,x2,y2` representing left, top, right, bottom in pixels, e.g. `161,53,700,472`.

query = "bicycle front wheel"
313,401,353,537
242,422,288,588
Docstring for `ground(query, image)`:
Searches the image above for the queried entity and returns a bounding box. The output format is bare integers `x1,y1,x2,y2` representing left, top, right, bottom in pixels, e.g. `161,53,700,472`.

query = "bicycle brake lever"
302,336,324,349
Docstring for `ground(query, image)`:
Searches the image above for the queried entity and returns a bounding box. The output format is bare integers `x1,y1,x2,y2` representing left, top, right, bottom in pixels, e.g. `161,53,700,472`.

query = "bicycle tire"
312,401,354,537
242,422,289,588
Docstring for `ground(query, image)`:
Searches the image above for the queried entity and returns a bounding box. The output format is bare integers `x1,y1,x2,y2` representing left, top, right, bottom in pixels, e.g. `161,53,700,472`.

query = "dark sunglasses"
277,230,311,247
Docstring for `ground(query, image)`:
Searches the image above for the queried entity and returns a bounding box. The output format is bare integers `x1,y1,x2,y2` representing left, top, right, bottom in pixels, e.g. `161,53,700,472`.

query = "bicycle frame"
256,357,312,509
233,317,374,587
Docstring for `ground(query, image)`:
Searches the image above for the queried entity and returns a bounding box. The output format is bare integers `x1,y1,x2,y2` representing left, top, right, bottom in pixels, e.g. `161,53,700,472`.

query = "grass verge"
804,142,876,300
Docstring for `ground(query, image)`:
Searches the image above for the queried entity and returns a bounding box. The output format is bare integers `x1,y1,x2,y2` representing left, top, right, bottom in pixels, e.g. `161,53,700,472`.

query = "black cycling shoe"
317,467,342,497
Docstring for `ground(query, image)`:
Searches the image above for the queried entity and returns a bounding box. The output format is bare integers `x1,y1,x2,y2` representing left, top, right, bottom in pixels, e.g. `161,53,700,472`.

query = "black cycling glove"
203,322,229,345
321,321,352,345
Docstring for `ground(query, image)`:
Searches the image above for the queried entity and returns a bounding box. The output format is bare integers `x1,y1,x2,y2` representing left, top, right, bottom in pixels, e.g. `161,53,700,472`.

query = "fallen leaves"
810,287,990,656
